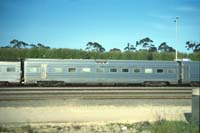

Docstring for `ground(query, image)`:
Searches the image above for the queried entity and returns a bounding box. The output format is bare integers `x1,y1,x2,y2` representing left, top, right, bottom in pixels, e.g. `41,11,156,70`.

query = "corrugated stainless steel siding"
182,61,200,83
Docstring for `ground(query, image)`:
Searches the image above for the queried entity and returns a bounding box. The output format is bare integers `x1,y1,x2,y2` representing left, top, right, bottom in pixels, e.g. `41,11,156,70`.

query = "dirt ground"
0,99,191,123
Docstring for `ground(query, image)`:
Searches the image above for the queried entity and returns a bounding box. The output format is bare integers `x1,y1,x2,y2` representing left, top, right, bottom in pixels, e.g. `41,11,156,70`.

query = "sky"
0,0,200,52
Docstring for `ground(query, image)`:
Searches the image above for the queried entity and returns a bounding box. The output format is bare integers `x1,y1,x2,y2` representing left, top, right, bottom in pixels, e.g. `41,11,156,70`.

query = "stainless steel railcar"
0,61,21,85
24,58,180,86
181,61,200,86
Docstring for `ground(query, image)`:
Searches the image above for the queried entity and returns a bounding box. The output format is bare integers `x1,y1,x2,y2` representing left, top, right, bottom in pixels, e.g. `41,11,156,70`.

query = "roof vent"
95,61,108,64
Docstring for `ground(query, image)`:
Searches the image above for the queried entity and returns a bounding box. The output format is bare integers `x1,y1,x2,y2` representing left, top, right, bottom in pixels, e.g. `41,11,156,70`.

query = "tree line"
1,37,200,53
85,37,200,53
0,37,199,61
0,47,199,61
2,39,50,49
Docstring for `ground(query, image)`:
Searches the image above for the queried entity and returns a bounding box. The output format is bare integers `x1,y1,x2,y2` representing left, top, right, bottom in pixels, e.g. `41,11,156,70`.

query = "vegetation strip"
0,120,199,133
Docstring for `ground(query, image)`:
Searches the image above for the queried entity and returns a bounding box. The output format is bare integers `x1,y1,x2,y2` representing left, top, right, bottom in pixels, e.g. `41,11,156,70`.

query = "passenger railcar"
0,60,21,85
181,61,200,86
24,58,179,86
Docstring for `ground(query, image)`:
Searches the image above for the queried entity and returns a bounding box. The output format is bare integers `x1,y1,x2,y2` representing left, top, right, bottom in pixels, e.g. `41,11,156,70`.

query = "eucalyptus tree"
19,41,29,48
30,44,38,48
158,42,175,52
10,39,19,48
194,43,200,52
10,39,29,48
86,42,105,52
37,43,45,48
136,37,156,52
36,43,50,49
185,41,200,52
124,43,136,52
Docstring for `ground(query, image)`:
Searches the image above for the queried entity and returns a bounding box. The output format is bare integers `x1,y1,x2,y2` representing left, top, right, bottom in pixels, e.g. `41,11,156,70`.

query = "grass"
106,120,199,133
150,120,199,133
0,120,199,133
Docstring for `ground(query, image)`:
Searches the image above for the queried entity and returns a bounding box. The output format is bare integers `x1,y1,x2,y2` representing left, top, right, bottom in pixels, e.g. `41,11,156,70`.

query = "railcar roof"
24,58,178,63
0,61,21,64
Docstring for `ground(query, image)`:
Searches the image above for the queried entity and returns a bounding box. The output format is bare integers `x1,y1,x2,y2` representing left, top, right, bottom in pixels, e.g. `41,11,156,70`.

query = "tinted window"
145,68,153,74
157,69,164,73
133,68,140,73
122,68,129,72
7,67,15,72
68,68,76,72
110,68,117,72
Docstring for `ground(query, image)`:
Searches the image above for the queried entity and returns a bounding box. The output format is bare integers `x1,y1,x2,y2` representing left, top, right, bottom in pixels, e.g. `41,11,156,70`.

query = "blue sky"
0,0,200,52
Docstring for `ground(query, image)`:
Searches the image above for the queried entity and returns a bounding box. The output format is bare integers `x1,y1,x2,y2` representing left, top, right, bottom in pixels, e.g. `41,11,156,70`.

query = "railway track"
0,87,192,100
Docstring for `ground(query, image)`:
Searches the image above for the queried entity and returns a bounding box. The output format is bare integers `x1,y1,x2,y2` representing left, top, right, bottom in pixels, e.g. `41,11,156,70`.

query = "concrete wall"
192,88,200,126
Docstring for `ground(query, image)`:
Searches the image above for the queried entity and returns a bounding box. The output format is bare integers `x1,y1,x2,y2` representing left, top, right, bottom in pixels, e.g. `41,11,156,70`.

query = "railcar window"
122,68,129,72
54,67,63,73
82,68,91,72
168,69,175,74
110,68,117,72
133,68,140,73
7,67,15,72
157,69,164,73
27,67,39,73
68,68,76,72
96,68,104,72
145,68,153,74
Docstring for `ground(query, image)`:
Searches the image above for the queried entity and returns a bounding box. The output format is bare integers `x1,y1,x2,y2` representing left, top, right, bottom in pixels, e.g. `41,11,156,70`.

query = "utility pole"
175,17,179,61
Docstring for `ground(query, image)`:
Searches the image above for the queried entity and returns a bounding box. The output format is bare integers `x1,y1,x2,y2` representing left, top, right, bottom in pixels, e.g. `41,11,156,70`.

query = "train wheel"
144,81,168,87
0,82,9,86
37,81,65,87
159,82,168,86
191,82,200,87
144,82,153,87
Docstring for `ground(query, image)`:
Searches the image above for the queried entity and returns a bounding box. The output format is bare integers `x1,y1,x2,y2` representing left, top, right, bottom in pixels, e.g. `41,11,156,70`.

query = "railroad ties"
0,87,192,100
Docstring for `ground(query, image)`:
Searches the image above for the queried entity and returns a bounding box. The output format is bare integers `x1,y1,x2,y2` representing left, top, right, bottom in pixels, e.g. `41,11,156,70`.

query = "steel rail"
0,90,192,94
0,86,193,90
0,87,192,100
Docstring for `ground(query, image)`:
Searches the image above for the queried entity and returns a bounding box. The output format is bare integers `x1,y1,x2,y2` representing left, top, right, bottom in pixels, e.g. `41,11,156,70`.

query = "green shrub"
0,48,199,61
150,120,199,133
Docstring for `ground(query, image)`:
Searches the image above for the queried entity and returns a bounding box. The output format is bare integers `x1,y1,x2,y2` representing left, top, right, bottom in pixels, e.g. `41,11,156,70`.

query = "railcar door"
183,65,190,83
41,64,47,80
